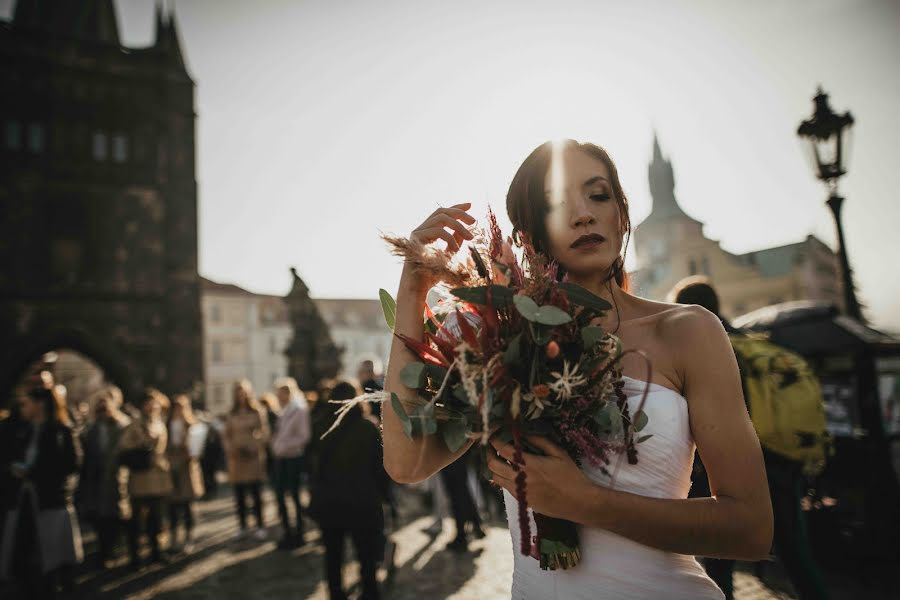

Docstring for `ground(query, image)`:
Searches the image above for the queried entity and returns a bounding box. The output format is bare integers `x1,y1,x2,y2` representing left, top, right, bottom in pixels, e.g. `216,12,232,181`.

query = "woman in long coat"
0,384,83,598
166,394,205,553
79,385,131,567
119,389,173,568
224,379,270,540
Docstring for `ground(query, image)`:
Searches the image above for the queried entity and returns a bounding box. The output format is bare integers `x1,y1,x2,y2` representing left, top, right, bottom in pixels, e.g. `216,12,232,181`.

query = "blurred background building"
202,274,390,415
631,137,842,318
0,0,203,404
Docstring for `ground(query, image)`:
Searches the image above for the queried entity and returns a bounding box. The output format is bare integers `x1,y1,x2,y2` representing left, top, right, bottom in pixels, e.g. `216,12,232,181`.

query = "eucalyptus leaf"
422,402,438,435
559,282,613,312
442,417,469,453
593,403,613,430
533,305,572,326
581,326,605,349
514,295,572,326
503,333,523,367
450,285,515,308
632,409,649,432
390,393,413,438
399,362,426,389
513,295,540,320
379,289,397,330
635,434,653,444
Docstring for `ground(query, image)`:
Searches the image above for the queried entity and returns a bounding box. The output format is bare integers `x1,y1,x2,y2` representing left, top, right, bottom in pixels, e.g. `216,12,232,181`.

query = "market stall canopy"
733,301,900,355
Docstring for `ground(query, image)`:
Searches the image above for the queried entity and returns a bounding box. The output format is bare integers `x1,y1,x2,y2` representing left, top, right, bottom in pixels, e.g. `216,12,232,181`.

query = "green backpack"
729,333,832,470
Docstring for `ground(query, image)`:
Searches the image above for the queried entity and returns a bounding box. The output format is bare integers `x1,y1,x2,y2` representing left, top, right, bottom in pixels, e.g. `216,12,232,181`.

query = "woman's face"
95,396,110,419
235,385,249,409
542,147,623,279
143,398,160,418
276,387,290,407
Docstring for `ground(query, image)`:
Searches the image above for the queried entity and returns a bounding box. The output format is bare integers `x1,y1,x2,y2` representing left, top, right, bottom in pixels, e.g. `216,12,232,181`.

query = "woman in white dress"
382,139,774,599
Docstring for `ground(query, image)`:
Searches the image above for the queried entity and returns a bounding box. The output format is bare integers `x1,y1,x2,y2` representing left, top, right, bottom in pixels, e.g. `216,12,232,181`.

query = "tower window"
27,123,45,153
92,131,108,161
5,120,22,150
112,133,128,163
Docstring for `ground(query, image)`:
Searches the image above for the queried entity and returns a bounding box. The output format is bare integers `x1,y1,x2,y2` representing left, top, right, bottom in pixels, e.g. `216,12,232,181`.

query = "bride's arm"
489,305,773,560
382,204,476,484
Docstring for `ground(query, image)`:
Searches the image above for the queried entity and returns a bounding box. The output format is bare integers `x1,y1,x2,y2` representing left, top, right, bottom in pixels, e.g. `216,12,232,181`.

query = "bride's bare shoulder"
624,295,723,337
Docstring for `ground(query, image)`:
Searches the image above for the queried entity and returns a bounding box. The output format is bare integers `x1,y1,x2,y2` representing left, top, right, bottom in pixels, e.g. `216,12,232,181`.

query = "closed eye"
590,193,610,202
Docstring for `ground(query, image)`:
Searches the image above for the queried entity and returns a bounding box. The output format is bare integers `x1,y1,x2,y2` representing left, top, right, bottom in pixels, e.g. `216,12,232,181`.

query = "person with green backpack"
671,277,831,600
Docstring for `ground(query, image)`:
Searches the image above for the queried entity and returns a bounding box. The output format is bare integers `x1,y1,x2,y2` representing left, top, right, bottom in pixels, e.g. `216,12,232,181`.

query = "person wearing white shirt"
271,377,311,549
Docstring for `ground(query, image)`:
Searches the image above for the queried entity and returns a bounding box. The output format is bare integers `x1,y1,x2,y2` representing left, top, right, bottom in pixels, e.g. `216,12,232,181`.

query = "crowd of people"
0,358,495,600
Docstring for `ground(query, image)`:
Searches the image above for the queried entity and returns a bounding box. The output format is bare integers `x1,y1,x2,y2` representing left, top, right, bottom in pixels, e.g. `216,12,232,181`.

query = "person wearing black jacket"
308,381,388,600
0,384,83,598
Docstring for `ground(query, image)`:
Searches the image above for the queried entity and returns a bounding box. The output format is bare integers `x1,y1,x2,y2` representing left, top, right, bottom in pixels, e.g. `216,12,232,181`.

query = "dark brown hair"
506,139,631,291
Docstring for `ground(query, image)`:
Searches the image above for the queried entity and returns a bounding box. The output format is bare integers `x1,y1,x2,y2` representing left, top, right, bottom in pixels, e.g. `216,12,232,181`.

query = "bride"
382,139,773,599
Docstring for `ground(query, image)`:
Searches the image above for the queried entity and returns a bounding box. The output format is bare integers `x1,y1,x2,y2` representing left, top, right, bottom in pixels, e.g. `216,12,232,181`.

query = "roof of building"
735,235,834,278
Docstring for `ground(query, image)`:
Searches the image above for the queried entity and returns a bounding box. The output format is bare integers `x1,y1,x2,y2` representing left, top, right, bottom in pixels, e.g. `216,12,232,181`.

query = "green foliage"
632,409,649,432
390,393,413,438
442,416,469,452
399,362,426,389
514,295,572,326
379,289,397,330
559,282,612,312
581,326,605,349
450,285,515,308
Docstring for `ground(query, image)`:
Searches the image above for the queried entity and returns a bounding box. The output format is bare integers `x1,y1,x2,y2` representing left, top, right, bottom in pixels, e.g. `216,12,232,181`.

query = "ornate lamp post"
797,87,862,320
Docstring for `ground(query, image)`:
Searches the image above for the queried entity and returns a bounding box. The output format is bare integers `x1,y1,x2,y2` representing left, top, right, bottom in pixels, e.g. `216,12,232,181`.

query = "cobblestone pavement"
3,486,894,599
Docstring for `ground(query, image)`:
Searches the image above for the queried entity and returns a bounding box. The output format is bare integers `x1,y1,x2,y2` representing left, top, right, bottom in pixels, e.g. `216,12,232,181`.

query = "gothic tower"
0,1,203,403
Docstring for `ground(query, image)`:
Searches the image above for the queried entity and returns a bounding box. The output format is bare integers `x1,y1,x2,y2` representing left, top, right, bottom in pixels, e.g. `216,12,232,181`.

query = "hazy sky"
4,0,899,329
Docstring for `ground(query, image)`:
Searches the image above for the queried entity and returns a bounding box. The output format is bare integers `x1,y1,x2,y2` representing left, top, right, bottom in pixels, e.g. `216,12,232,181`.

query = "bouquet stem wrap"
533,512,581,571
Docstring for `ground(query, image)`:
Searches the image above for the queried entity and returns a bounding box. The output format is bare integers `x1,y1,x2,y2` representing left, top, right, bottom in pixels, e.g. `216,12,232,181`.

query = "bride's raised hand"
405,202,477,288
410,202,477,253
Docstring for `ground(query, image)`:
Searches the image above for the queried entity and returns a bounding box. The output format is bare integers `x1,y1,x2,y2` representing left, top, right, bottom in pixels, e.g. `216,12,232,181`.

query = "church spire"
644,132,699,226
153,1,188,74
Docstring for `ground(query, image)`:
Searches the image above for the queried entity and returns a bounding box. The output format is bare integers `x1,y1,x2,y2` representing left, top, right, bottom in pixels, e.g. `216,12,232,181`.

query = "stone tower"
0,1,203,403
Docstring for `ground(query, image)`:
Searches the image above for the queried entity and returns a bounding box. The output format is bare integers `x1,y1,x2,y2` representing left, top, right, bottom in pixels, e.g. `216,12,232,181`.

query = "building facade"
0,2,204,403
631,137,842,319
201,276,390,415
201,279,293,415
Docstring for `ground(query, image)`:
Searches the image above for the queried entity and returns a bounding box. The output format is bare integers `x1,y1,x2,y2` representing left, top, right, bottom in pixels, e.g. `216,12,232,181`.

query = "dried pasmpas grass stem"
382,233,477,288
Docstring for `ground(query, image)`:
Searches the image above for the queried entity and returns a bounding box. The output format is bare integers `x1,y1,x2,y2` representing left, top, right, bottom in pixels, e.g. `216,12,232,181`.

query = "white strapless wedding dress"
503,376,725,599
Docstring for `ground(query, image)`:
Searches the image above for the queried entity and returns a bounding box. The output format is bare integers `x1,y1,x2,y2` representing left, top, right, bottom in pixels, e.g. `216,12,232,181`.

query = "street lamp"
797,87,862,321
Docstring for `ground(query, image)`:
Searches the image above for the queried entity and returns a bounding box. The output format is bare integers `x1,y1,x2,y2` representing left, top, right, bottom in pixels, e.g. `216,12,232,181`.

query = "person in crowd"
224,379,270,541
258,392,281,484
439,445,486,552
357,360,383,418
271,377,311,550
0,394,26,549
0,383,83,598
309,381,387,600
166,394,205,553
79,385,131,568
119,388,173,569
671,276,830,600
200,414,225,497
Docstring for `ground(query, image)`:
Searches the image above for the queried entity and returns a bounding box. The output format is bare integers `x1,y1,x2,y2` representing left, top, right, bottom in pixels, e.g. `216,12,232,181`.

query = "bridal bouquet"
340,210,650,570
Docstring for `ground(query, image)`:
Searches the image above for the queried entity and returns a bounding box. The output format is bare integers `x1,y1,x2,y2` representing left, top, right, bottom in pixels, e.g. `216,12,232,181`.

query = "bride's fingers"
414,227,460,252
487,452,517,481
442,207,477,225
431,214,475,240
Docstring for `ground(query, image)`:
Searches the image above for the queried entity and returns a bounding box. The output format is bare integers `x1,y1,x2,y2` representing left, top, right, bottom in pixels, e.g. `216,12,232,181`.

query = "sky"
3,0,899,330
